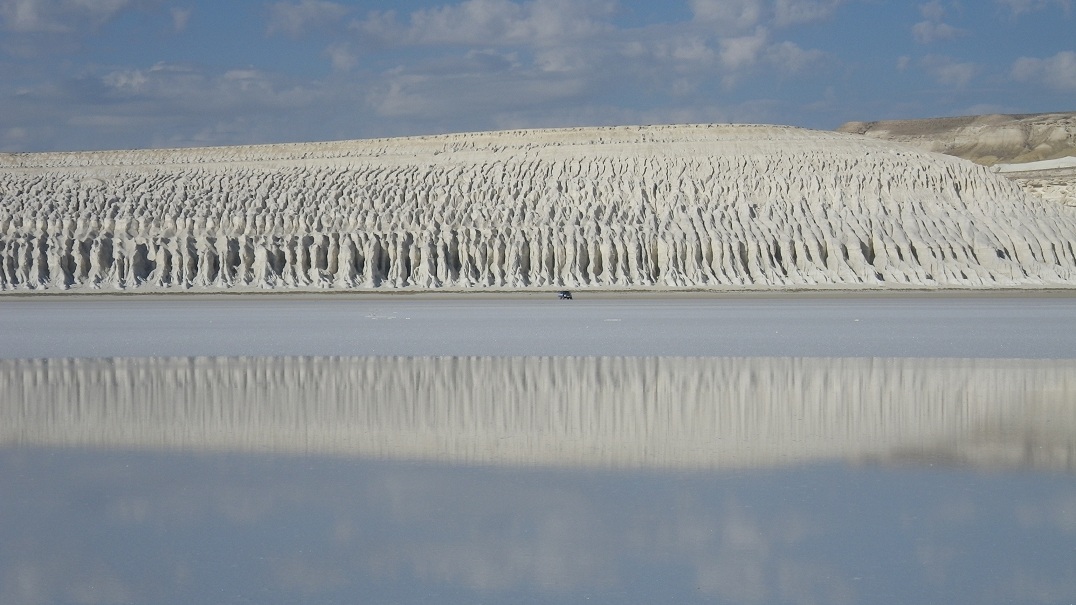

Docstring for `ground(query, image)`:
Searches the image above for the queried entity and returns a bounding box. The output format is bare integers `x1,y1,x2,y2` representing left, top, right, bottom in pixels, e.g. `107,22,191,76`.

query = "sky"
0,0,1073,152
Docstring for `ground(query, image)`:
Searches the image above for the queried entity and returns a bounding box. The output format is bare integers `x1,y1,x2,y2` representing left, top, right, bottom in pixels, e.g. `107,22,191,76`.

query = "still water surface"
1,296,1074,604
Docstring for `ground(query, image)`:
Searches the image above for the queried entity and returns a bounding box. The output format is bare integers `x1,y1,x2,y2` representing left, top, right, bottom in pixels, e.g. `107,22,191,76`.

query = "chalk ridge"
2,124,1075,291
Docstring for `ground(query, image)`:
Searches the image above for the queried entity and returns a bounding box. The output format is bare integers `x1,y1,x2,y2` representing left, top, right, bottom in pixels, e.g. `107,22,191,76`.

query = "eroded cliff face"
2,124,1075,291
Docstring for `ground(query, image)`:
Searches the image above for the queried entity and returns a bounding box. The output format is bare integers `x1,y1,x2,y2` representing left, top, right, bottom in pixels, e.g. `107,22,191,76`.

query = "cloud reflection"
3,446,1074,605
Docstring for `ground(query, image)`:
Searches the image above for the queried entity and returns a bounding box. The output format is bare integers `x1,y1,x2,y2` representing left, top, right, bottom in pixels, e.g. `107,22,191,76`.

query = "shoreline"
4,293,1076,360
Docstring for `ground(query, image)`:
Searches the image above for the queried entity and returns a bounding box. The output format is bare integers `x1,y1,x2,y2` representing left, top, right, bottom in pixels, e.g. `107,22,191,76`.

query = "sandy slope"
2,123,1076,291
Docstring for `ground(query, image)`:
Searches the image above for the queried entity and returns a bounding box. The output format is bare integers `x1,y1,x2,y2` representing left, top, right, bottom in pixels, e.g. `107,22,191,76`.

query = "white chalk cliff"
2,123,1075,291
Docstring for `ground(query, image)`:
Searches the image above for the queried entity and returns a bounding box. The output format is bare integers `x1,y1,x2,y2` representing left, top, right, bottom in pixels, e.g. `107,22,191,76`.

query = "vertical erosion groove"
2,124,1076,291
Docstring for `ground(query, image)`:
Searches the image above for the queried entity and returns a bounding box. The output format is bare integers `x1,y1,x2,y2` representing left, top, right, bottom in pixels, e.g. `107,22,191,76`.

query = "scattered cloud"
690,0,764,32
1,60,329,149
996,0,1072,15
690,0,844,31
535,43,602,73
0,0,1068,151
720,27,769,70
913,2,965,44
267,0,349,37
767,40,826,73
651,35,717,63
912,20,964,44
3,125,29,144
912,19,962,44
338,0,832,138
324,42,357,71
367,63,586,121
921,55,978,88
0,0,839,151
920,0,947,20
0,0,143,33
774,0,845,27
171,7,191,32
352,0,616,47
1011,50,1076,90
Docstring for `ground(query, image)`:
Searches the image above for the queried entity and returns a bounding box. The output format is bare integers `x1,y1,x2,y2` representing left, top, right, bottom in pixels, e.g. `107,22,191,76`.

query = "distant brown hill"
837,112,1076,166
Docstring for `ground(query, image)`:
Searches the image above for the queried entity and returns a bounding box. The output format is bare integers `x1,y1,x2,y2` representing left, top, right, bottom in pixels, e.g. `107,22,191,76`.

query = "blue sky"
1,0,1073,151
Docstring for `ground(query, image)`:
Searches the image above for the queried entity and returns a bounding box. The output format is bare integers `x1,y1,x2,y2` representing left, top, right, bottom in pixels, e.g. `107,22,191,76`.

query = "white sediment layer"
2,356,1073,469
2,124,1076,291
995,156,1076,173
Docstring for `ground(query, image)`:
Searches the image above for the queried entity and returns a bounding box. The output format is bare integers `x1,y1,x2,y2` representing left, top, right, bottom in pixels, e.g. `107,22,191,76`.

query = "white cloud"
366,64,587,121
171,7,191,33
403,0,530,44
221,68,275,94
690,0,764,32
93,62,318,114
913,2,965,44
535,44,598,73
2,53,368,150
267,0,350,37
355,0,615,47
346,0,832,108
325,42,358,71
766,41,825,73
920,0,947,20
651,35,717,63
912,19,963,43
774,0,845,27
0,0,901,151
921,55,978,88
1011,50,1076,90
996,0,1072,15
720,27,769,70
0,0,141,33
342,0,832,134
691,0,843,30
102,66,150,94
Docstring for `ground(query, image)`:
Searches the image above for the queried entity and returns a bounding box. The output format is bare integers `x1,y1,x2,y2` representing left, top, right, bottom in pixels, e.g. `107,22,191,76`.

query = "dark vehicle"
558,291,573,300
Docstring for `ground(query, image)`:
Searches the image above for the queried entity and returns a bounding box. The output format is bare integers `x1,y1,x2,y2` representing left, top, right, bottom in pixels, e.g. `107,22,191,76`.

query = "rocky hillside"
837,112,1076,166
838,112,1076,208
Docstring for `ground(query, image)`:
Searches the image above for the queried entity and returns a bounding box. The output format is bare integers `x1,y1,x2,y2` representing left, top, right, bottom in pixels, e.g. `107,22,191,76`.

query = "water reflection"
2,356,1075,605
3,355,1074,469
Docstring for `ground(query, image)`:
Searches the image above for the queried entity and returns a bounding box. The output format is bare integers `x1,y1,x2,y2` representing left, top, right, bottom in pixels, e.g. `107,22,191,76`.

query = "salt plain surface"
996,156,1076,173
3,294,1076,359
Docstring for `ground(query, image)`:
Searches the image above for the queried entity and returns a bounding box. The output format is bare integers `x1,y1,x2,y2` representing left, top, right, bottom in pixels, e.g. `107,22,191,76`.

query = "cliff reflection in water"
3,355,1073,469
